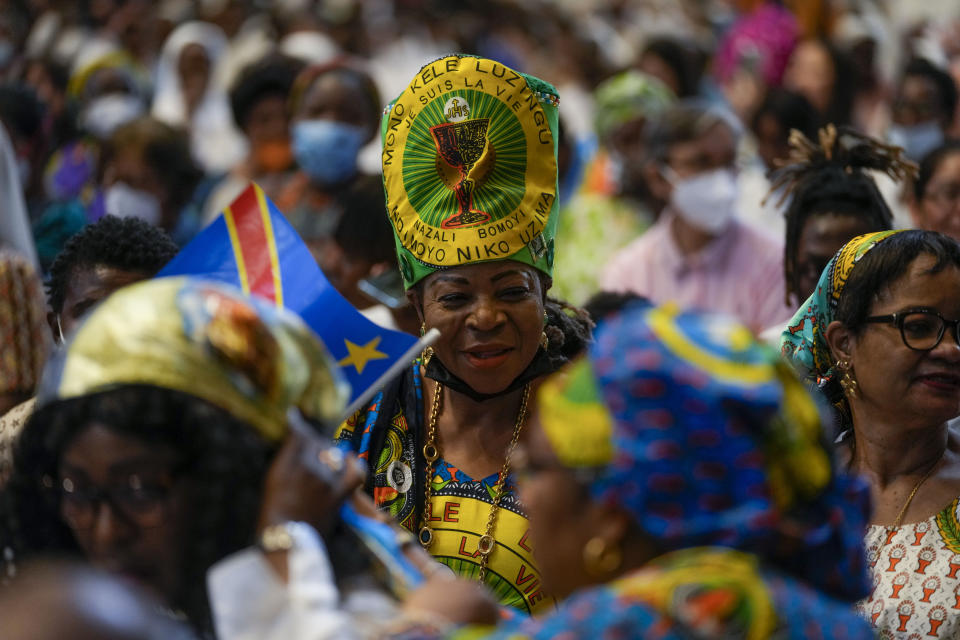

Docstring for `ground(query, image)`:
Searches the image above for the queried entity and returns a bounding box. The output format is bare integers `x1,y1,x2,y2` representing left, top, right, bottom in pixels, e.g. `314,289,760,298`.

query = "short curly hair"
229,54,304,131
46,216,179,314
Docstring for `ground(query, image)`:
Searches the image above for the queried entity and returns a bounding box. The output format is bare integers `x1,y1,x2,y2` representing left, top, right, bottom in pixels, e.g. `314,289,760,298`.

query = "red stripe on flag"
229,186,278,304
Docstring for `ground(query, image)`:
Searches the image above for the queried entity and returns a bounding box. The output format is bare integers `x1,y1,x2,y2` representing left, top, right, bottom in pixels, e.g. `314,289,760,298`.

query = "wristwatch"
258,521,317,553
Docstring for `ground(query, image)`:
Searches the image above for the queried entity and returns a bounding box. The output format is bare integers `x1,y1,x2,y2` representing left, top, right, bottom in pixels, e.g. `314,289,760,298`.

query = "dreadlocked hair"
0,386,276,637
769,124,917,306
543,295,594,366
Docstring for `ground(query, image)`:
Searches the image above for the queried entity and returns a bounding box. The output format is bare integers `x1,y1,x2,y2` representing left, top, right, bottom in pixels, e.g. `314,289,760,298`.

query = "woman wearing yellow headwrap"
782,229,960,635
335,54,592,616
1,277,350,637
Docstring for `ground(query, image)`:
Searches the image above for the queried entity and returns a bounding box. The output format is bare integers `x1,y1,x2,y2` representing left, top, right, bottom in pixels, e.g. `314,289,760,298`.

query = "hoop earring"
420,323,434,366
837,360,858,398
582,536,621,577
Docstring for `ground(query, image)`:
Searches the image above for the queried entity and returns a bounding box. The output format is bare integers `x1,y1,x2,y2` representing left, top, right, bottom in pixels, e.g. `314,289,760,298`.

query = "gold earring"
837,360,858,398
540,331,549,350
582,536,621,577
420,323,434,366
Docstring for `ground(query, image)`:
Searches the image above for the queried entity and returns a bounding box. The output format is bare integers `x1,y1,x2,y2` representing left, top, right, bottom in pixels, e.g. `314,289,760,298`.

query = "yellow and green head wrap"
37,277,350,442
381,54,560,289
780,230,903,384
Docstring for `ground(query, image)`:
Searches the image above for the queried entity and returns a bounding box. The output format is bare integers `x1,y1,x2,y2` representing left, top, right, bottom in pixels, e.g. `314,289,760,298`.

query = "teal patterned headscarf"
780,230,904,385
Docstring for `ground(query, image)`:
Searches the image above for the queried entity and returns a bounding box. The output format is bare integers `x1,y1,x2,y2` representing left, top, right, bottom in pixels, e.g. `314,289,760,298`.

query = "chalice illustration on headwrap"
430,118,491,229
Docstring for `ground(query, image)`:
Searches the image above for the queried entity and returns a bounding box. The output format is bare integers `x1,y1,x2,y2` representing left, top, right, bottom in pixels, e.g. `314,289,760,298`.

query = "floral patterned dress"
857,498,960,637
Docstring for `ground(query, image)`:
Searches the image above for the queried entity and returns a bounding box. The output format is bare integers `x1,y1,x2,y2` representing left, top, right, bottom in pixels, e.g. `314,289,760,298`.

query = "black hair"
644,104,730,164
229,54,304,132
795,39,856,127
289,61,381,140
751,88,819,142
105,117,202,219
902,57,959,126
641,37,700,98
0,83,43,141
915,139,960,201
1,386,276,636
543,294,594,365
334,176,397,266
836,230,960,333
582,291,650,324
47,215,179,314
821,230,960,417
770,125,915,304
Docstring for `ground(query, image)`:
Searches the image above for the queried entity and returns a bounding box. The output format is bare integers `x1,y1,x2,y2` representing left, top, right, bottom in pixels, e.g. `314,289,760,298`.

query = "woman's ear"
406,289,424,325
824,319,855,364
538,273,551,304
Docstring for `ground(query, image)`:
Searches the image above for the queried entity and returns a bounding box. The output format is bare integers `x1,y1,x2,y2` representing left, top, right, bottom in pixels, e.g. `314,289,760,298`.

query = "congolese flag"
159,183,424,411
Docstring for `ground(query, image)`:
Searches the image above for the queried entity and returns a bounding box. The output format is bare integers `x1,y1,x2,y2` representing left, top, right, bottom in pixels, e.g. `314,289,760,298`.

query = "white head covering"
279,30,339,65
152,21,247,174
0,123,38,268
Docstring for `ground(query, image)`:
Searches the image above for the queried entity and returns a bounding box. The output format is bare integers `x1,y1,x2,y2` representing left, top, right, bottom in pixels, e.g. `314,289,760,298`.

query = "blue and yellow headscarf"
537,303,871,602
780,230,903,384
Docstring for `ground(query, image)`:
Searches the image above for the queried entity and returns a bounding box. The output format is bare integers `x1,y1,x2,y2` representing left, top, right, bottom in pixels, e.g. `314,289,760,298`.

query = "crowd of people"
3,0,960,638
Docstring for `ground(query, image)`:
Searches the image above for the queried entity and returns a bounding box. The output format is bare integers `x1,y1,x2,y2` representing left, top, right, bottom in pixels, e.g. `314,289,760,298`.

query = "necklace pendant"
477,534,496,556
418,526,434,548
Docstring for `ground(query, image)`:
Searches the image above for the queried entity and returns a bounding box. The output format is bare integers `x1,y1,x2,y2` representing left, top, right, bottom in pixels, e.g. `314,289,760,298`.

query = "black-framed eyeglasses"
47,472,180,530
864,309,960,351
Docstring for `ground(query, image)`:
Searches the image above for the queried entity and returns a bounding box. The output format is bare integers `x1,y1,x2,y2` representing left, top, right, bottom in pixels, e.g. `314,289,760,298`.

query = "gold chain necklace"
417,380,530,583
892,456,942,528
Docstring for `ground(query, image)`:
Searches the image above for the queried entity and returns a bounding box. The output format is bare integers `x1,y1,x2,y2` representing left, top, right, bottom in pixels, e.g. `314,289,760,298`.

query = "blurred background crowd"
1,0,959,319
4,2,960,638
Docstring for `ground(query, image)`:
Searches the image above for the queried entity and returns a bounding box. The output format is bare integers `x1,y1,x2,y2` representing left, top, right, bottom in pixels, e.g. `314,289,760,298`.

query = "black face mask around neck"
423,346,558,402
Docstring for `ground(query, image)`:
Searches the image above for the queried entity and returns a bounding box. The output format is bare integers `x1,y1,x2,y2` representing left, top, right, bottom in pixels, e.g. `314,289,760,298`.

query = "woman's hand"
403,576,500,627
258,432,365,536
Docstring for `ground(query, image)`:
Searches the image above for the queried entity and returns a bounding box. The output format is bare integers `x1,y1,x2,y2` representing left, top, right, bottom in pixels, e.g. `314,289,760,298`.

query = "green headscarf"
593,70,675,141
380,54,560,289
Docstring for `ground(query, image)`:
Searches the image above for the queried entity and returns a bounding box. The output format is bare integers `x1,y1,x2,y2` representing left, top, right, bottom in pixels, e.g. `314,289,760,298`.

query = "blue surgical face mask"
888,121,944,162
292,119,367,186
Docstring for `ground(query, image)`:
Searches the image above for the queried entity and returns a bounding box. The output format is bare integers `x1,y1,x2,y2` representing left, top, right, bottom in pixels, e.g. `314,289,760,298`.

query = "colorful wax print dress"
336,362,556,616
451,548,873,639
857,498,960,637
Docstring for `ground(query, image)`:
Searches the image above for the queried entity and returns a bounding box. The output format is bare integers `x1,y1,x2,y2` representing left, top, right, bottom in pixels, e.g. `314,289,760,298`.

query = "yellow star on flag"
338,336,389,374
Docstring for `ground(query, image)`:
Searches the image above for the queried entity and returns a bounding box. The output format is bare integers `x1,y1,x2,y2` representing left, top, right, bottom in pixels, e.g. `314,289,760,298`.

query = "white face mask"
888,121,944,162
666,167,738,234
80,93,145,140
105,181,162,226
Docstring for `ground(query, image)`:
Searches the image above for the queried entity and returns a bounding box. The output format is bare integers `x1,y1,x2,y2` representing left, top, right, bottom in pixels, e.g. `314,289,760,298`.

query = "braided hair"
770,124,917,305
543,295,594,366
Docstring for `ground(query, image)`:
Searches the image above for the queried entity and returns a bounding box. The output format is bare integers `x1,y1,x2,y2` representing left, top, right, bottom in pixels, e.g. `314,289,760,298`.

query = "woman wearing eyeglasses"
781,229,960,636
0,277,352,637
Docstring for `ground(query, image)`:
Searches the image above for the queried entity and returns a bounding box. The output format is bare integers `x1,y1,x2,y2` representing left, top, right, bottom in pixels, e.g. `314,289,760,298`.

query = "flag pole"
339,328,441,420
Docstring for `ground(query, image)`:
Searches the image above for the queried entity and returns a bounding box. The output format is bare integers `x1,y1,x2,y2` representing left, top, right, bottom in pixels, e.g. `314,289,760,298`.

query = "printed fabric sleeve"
447,587,688,640
207,522,359,640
